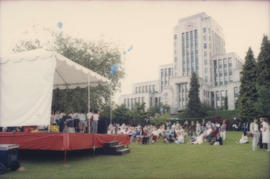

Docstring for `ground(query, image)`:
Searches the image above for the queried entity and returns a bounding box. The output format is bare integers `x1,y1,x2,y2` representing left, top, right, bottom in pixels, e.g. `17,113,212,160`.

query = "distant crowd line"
107,117,270,151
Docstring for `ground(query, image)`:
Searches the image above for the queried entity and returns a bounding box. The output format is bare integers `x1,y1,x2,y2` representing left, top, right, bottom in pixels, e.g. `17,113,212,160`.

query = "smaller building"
119,80,161,109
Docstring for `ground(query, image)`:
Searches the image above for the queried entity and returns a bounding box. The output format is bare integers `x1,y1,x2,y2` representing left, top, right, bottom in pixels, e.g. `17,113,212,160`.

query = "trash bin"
0,144,20,174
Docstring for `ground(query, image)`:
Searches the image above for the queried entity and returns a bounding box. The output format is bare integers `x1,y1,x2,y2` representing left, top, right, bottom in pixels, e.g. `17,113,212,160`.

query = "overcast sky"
1,1,269,103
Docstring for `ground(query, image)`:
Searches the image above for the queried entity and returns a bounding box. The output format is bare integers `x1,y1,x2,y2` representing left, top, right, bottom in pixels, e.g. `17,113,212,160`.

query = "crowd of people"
107,117,270,151
50,110,100,133
107,119,227,146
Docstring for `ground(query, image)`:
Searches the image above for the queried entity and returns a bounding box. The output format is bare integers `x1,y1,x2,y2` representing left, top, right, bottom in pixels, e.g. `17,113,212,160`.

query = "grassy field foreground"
2,132,270,179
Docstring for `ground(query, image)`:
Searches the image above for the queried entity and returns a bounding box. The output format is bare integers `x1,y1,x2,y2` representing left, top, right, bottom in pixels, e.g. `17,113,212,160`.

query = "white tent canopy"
0,49,110,127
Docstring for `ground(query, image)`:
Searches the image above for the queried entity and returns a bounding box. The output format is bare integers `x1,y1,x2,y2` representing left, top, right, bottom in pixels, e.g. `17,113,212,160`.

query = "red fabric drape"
0,132,130,151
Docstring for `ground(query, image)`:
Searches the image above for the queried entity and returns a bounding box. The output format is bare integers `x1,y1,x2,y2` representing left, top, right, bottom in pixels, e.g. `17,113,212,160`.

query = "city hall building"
119,12,243,113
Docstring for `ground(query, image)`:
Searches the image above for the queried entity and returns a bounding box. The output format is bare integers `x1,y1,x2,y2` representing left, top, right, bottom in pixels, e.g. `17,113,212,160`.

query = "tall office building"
119,12,242,113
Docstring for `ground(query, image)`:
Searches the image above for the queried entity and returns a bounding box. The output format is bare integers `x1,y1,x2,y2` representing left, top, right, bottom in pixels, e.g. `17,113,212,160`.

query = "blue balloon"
57,22,63,29
110,64,118,75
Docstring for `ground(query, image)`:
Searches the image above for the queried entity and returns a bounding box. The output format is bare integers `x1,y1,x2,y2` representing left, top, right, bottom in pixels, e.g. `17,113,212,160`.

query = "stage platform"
0,132,130,151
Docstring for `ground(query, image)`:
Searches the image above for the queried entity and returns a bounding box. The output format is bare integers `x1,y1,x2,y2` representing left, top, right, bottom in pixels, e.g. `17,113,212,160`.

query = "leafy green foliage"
237,48,258,119
255,36,270,118
256,36,270,88
255,85,270,118
149,113,170,126
112,105,132,124
185,72,204,117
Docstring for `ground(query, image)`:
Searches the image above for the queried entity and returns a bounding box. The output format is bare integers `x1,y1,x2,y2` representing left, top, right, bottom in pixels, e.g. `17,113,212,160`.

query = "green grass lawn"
2,132,269,179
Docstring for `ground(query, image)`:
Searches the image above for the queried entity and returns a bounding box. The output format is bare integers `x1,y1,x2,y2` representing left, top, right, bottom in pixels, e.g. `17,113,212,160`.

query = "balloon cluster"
110,64,118,76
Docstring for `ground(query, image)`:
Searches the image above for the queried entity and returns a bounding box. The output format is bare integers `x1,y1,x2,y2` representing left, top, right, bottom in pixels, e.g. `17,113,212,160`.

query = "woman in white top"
261,118,270,151
236,131,249,144
250,118,260,151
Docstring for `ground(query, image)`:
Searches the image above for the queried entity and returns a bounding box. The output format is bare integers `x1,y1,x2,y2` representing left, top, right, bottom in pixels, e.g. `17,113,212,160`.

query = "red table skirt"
0,132,130,151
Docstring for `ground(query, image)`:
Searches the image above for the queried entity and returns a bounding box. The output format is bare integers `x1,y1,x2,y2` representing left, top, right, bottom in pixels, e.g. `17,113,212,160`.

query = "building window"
204,51,207,57
229,68,232,76
218,59,222,68
204,59,208,65
174,34,177,40
216,91,220,101
229,75,233,82
234,87,239,97
190,31,193,47
186,32,189,48
161,69,163,79
204,43,207,49
203,27,206,33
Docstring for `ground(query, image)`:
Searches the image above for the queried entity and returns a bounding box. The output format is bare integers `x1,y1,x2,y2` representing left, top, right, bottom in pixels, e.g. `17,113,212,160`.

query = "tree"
13,31,125,112
112,105,131,124
185,72,204,118
256,36,270,88
256,36,270,117
147,104,170,118
150,113,170,127
255,87,270,118
237,48,258,119
224,96,228,110
129,103,147,126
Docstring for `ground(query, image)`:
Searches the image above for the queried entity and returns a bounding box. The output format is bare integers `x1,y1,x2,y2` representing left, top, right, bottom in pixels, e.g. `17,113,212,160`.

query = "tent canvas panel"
0,49,109,127
0,55,56,127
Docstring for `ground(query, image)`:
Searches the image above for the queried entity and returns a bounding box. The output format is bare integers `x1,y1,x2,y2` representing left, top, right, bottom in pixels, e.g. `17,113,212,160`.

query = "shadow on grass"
18,148,105,162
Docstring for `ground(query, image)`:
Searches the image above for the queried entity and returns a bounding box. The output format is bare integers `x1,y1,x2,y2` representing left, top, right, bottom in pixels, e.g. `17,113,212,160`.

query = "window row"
124,97,145,107
135,85,156,94
161,68,173,79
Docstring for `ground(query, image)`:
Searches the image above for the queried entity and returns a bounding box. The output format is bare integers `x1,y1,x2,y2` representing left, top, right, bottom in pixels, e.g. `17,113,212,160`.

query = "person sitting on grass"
142,127,150,144
236,131,249,144
210,133,223,145
192,132,204,144
164,129,176,143
175,130,186,144
152,129,159,143
207,126,218,143
189,135,197,144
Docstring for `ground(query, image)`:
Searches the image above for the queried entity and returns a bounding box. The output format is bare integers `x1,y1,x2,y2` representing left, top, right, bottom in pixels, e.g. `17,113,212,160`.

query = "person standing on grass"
261,118,270,152
259,117,264,149
220,120,227,141
92,110,99,133
250,118,260,151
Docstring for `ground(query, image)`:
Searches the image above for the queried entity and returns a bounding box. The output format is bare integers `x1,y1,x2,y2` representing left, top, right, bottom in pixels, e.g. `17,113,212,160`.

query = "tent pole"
88,74,90,134
110,89,112,125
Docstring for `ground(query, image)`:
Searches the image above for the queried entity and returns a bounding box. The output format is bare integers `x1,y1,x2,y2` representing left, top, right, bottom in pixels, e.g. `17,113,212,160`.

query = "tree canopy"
237,48,258,119
185,72,204,118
